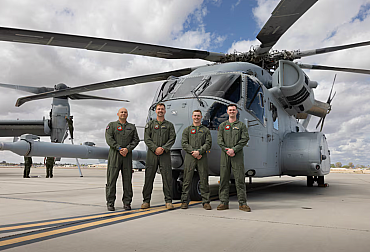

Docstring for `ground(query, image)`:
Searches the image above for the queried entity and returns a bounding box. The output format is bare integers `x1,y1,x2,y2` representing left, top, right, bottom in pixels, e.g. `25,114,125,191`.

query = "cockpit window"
202,102,239,130
154,74,242,103
200,74,241,103
245,77,265,123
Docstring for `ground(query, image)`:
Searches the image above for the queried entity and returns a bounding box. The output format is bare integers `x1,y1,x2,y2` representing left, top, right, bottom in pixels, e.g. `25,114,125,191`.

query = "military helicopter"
0,82,128,176
1,0,370,200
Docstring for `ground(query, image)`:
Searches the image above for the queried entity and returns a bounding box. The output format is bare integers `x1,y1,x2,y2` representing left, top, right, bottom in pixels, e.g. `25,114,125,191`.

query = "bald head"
117,107,128,123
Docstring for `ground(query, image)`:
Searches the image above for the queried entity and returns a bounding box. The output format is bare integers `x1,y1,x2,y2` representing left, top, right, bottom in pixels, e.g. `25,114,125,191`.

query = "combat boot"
239,204,251,212
107,204,115,211
217,203,229,210
124,204,131,211
165,203,174,210
141,202,150,209
181,202,188,209
203,203,212,210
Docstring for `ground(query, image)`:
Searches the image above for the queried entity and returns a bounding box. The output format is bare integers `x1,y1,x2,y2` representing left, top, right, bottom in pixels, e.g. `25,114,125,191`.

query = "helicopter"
0,82,128,176
1,0,370,200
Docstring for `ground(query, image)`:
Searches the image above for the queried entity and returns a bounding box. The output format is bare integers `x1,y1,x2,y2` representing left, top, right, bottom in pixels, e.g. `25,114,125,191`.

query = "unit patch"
225,125,231,130
117,126,123,131
106,125,110,130
191,129,196,134
154,124,159,129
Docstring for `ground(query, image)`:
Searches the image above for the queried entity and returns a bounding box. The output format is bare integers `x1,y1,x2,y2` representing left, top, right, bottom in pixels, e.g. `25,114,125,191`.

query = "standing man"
105,107,139,211
142,103,176,210
23,156,32,178
45,157,54,178
181,110,212,210
217,104,251,212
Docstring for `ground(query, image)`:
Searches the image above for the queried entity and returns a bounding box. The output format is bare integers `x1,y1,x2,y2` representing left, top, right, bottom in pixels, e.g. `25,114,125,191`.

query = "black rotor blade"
0,83,54,94
256,0,317,54
68,94,129,102
293,41,370,58
0,27,225,62
320,116,326,132
15,67,196,107
297,64,370,75
316,117,323,129
327,74,336,103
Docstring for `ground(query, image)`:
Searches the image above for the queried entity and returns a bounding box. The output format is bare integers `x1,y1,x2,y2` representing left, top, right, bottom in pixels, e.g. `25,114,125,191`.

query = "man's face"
156,105,166,117
192,112,202,124
227,105,238,117
117,108,128,120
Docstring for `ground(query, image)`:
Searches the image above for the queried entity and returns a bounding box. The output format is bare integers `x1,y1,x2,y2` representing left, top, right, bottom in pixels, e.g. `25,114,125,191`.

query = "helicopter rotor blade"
15,67,196,107
68,94,129,102
297,64,370,75
0,27,225,62
0,83,54,94
293,41,370,59
256,0,317,55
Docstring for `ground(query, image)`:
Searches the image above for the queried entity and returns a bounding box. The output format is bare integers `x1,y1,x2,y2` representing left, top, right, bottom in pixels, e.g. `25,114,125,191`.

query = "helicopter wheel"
172,170,182,200
307,176,314,187
189,172,202,201
317,176,325,187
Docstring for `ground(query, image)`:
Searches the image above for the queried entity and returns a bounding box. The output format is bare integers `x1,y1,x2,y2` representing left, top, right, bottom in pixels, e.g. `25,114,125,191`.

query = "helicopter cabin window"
270,102,278,130
201,102,239,130
170,74,241,103
245,77,265,123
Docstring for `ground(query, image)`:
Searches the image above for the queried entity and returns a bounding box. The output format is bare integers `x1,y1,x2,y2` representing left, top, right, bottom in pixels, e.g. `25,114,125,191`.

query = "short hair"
156,103,166,109
227,104,238,109
192,110,202,115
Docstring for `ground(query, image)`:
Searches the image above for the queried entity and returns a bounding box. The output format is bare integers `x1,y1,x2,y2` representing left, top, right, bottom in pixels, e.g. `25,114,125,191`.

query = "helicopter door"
266,100,280,174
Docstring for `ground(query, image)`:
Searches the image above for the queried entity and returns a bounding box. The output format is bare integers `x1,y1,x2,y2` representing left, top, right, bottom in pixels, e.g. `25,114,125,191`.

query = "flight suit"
181,125,212,204
23,156,32,178
46,157,54,178
105,120,139,206
142,119,176,203
217,120,249,205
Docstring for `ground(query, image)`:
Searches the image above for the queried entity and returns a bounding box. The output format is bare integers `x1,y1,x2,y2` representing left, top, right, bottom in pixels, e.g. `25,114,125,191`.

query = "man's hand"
225,148,235,157
120,148,129,157
191,150,200,159
155,147,164,156
196,155,202,160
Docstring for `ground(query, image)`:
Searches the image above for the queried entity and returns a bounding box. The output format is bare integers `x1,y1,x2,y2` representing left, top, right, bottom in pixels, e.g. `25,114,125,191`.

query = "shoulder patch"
106,125,110,130
145,123,149,128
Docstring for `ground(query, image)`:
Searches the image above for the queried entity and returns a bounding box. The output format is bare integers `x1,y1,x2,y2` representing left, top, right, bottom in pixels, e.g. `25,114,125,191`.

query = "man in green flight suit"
105,107,140,211
141,103,176,210
23,156,32,178
46,157,55,178
217,104,251,212
181,110,212,210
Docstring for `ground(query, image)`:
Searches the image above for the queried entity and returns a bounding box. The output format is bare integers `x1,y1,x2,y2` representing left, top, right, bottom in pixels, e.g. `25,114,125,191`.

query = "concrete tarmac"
0,167,369,251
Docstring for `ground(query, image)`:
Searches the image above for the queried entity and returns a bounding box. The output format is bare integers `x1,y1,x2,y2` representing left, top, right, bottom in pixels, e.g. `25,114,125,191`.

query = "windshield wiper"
191,76,211,107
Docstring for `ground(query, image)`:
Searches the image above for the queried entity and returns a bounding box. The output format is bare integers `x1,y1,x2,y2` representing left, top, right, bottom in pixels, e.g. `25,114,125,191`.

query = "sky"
1,0,370,167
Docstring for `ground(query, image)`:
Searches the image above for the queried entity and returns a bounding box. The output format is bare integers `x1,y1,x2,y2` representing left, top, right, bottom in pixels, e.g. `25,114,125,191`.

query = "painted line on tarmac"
0,201,201,250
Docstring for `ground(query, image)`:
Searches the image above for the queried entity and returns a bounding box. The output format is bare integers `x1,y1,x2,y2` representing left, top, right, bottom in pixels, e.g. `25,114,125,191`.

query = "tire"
307,176,314,187
317,176,325,186
172,170,182,200
189,172,202,201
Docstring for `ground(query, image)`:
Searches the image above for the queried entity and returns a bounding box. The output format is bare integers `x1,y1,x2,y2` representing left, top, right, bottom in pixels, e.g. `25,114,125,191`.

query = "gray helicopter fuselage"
147,62,330,178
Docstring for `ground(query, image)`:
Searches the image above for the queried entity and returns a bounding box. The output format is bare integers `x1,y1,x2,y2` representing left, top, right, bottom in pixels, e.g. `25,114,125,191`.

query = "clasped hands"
225,148,235,157
119,148,129,157
155,147,165,156
191,150,202,160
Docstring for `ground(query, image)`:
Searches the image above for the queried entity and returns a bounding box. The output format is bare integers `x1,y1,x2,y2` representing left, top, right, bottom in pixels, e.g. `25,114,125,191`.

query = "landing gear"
189,172,202,201
307,176,314,187
307,176,328,187
172,170,182,200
